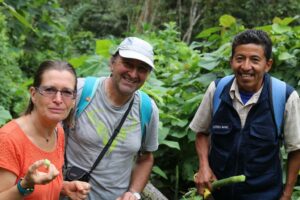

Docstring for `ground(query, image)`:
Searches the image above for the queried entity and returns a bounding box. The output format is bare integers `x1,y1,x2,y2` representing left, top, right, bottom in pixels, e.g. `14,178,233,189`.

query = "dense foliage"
0,0,300,199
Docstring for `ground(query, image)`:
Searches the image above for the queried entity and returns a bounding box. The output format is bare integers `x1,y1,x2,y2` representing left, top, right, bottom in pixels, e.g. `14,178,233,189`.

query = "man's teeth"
241,74,252,77
125,77,136,83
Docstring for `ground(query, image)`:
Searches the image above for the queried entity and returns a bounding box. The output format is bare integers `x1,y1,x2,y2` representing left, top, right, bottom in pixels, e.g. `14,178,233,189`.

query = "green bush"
0,13,28,118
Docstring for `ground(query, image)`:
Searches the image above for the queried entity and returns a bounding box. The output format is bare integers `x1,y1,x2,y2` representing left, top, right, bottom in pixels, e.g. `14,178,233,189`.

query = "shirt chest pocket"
211,123,234,151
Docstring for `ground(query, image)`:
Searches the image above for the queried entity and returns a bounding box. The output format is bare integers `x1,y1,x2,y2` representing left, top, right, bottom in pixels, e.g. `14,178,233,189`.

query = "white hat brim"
119,50,155,69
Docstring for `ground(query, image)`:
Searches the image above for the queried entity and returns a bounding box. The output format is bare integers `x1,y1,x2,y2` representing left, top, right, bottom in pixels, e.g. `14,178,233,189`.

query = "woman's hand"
22,159,59,188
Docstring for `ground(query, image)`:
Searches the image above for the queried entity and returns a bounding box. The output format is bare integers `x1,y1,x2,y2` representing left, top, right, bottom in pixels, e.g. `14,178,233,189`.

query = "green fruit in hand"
44,159,51,168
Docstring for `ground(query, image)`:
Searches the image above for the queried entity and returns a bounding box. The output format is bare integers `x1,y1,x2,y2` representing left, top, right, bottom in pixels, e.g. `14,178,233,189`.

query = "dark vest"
209,74,293,200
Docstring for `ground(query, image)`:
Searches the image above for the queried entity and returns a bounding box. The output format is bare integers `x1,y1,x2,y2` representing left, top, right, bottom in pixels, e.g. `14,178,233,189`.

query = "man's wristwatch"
132,192,141,200
17,179,34,196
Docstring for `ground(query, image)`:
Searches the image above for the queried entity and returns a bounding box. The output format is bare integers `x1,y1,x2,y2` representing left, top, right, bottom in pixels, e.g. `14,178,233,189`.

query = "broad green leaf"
278,52,295,60
198,56,220,70
255,25,272,32
170,130,188,139
96,39,113,58
2,2,36,32
273,16,299,25
273,17,282,24
152,166,168,180
280,17,296,25
272,24,292,34
293,186,300,190
196,27,221,38
0,0,3,3
0,106,12,127
161,140,180,150
189,73,216,86
171,118,188,127
219,15,236,28
68,55,89,68
141,88,165,104
158,126,169,143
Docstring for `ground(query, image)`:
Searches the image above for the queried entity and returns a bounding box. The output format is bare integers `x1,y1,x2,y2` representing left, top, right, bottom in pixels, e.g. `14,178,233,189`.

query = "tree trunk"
182,0,202,44
141,182,168,200
136,0,153,32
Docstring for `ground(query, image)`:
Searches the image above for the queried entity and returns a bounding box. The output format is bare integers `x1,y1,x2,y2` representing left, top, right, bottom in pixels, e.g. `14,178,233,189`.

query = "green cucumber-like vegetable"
44,159,51,168
212,175,246,190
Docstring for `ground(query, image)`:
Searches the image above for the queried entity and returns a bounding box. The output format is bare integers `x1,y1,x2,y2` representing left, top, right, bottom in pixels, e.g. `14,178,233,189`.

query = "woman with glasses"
0,60,90,200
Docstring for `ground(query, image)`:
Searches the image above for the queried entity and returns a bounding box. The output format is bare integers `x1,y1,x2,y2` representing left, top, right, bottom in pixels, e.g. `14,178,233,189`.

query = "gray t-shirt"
65,77,159,200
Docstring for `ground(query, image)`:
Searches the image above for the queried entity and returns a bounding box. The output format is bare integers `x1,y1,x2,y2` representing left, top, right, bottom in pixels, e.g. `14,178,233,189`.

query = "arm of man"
280,92,300,200
280,150,300,200
116,152,154,200
195,132,216,195
129,152,154,192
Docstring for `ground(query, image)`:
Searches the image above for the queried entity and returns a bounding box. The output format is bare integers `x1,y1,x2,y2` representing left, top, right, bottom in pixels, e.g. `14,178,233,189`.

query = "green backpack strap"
138,90,153,139
76,76,100,118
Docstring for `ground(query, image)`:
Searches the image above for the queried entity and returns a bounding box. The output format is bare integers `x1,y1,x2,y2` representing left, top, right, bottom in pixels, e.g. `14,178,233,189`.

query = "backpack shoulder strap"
271,77,286,136
213,75,234,115
138,90,153,138
76,76,101,118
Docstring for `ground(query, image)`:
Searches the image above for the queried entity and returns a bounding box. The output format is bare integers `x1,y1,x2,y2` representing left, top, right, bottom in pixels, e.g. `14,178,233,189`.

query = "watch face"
133,192,141,199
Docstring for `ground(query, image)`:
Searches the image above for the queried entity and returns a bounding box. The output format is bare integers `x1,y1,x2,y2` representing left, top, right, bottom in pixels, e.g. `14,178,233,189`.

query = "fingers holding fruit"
23,159,59,188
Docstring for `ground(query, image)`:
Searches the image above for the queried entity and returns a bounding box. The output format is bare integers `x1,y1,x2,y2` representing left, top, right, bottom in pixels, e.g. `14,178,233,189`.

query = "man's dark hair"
231,29,272,60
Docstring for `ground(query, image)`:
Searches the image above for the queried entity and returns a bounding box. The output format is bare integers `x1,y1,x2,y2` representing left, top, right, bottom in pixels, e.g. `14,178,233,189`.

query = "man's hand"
279,191,292,200
194,166,217,196
116,191,140,200
62,181,91,200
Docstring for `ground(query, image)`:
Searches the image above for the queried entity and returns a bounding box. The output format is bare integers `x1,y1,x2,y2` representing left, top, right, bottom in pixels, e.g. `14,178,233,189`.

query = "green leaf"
2,2,37,32
158,126,169,143
171,118,188,127
161,140,180,150
189,73,216,86
170,130,188,139
152,166,168,180
219,15,236,28
96,39,113,58
272,24,292,34
68,55,89,68
278,52,295,60
273,16,299,25
0,106,12,127
255,25,272,32
198,56,220,70
196,27,221,38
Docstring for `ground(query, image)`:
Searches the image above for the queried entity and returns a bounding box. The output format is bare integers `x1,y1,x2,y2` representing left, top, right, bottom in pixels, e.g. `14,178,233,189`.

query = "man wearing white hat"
63,37,159,200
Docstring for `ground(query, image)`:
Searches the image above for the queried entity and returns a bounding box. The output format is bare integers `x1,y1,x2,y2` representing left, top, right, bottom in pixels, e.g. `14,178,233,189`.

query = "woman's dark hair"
24,60,77,126
231,29,272,60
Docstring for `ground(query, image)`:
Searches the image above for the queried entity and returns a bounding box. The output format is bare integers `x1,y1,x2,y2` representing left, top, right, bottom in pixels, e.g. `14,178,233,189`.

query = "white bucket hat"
116,37,155,69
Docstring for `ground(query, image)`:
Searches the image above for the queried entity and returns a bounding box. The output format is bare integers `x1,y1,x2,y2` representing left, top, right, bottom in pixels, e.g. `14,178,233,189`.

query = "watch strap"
17,179,34,196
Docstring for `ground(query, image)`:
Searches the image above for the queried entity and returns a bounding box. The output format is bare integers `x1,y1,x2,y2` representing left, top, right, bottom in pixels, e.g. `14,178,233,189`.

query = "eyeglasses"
35,86,76,100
